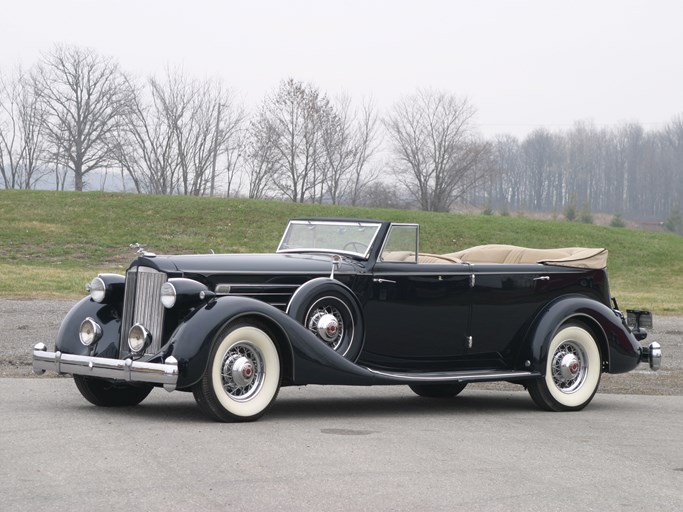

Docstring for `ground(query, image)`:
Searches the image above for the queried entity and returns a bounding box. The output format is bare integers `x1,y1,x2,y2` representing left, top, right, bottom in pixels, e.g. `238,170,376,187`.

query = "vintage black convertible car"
33,218,661,421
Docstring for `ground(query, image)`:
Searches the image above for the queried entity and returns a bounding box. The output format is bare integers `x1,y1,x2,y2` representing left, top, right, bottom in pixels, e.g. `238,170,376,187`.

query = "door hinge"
469,274,476,288
466,336,473,349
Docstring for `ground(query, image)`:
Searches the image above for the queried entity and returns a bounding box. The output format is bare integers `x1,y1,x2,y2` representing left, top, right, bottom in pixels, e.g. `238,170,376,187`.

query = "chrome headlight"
128,324,151,354
85,273,125,303
86,277,106,303
79,317,102,346
160,282,177,309
161,278,214,309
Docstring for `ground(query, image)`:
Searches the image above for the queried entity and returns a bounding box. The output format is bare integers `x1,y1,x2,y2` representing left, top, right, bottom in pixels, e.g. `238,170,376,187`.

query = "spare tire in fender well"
286,277,365,362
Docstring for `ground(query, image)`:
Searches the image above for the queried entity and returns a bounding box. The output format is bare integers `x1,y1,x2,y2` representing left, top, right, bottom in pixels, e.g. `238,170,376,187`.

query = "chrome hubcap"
316,314,339,342
230,356,255,387
308,307,344,349
220,342,264,401
559,353,580,381
551,341,587,393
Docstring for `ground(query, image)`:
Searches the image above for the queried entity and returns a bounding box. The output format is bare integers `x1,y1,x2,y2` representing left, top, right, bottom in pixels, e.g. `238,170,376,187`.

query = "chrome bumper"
32,343,179,391
640,342,662,371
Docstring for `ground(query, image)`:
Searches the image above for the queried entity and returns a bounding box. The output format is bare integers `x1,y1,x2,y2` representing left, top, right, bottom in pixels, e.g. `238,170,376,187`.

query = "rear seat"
381,245,607,269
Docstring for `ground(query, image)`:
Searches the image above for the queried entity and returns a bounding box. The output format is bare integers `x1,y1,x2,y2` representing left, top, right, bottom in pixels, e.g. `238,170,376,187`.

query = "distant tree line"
1,44,681,223
470,120,683,220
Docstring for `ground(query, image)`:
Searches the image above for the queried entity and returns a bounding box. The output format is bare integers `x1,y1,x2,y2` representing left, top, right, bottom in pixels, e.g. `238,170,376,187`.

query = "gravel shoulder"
1,299,681,395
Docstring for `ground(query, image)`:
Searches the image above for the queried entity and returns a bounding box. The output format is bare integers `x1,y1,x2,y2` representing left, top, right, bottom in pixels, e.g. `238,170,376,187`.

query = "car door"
466,264,588,367
359,261,472,370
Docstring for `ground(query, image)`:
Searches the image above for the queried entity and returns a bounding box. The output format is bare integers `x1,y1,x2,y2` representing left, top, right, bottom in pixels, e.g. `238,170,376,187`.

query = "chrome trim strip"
33,344,179,391
218,283,301,289
363,367,537,382
372,270,567,277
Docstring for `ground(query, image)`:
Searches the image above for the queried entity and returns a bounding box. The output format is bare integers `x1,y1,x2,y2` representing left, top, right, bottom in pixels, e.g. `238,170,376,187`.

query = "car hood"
130,252,364,276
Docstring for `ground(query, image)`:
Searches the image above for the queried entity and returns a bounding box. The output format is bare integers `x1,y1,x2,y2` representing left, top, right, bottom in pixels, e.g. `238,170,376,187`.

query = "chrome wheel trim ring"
550,341,588,394
220,341,265,402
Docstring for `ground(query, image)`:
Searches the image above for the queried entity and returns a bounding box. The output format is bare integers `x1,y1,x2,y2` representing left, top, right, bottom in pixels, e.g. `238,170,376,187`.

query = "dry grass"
1,189,682,313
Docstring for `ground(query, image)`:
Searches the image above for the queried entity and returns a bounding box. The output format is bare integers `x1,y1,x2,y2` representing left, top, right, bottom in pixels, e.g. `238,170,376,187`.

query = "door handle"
533,276,550,281
373,278,397,284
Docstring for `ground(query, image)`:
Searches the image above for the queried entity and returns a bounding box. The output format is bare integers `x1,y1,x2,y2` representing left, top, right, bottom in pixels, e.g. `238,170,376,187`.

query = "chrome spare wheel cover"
220,342,265,401
308,306,344,350
551,341,587,393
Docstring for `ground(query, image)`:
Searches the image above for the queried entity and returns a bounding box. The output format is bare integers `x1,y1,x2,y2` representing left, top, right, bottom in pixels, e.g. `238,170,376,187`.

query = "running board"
363,368,539,383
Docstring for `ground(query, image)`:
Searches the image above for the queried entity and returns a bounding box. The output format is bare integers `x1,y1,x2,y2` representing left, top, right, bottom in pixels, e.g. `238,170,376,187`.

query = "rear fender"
520,295,642,375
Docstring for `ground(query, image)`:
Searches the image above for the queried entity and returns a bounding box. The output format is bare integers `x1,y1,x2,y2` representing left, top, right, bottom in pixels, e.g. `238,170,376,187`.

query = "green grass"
2,189,682,314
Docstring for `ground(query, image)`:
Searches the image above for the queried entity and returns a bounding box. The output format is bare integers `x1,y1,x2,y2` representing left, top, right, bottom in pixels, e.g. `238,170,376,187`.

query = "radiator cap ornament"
130,243,156,257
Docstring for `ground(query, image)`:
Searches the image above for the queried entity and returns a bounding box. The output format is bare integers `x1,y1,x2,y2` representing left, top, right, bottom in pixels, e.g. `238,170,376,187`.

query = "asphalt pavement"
2,379,682,512
1,299,682,511
0,300,683,512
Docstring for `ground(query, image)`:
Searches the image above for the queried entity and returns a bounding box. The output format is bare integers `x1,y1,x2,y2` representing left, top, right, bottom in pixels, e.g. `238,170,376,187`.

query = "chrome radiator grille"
120,266,167,357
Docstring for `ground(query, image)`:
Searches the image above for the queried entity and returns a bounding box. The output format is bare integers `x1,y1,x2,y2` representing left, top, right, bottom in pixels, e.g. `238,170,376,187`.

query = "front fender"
520,295,642,374
55,297,121,359
168,296,379,389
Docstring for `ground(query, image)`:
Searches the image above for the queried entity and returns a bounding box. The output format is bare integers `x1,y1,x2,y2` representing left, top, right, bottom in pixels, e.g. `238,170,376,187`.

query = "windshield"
277,220,383,259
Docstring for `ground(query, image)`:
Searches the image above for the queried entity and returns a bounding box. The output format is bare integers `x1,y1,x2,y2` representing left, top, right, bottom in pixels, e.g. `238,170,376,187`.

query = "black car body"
33,218,661,421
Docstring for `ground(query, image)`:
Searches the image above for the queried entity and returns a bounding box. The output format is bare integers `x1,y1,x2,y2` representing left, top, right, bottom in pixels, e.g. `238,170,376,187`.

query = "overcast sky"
1,0,681,138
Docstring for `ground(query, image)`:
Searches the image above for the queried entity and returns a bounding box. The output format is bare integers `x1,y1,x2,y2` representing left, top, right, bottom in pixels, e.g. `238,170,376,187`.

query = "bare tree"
347,98,381,206
480,134,521,211
244,109,278,199
217,93,246,197
322,95,380,205
521,129,564,211
162,71,243,196
664,116,683,213
252,79,334,202
0,68,48,189
115,76,181,194
115,70,244,196
222,124,246,198
385,89,491,212
357,181,411,209
33,45,133,191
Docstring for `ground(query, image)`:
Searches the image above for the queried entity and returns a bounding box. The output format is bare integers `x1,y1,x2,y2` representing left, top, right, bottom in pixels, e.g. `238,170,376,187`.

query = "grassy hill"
1,189,682,314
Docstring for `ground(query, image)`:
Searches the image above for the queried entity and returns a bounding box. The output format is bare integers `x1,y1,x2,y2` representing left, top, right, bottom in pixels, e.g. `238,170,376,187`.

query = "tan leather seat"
382,245,607,269
444,245,607,269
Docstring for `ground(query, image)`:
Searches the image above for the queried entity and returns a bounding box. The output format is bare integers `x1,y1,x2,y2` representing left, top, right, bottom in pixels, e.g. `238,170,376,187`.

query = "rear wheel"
409,382,467,398
193,323,281,422
527,323,602,411
73,375,153,407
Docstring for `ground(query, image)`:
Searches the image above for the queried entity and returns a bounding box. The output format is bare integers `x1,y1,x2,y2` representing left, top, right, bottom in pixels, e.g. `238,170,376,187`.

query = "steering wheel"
343,241,368,253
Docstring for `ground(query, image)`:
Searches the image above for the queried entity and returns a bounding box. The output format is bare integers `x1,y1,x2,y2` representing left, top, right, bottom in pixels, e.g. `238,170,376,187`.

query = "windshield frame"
276,219,384,260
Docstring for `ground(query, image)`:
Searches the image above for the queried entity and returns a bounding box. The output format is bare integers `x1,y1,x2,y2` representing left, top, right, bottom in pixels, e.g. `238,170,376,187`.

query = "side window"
380,224,419,263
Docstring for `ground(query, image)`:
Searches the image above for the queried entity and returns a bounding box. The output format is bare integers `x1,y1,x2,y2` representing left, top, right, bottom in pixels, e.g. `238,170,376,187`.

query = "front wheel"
527,323,602,411
193,323,281,422
73,375,153,407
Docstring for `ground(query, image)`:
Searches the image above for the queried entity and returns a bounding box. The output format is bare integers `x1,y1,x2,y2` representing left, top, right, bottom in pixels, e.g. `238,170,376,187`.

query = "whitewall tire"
193,323,281,422
528,323,602,411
